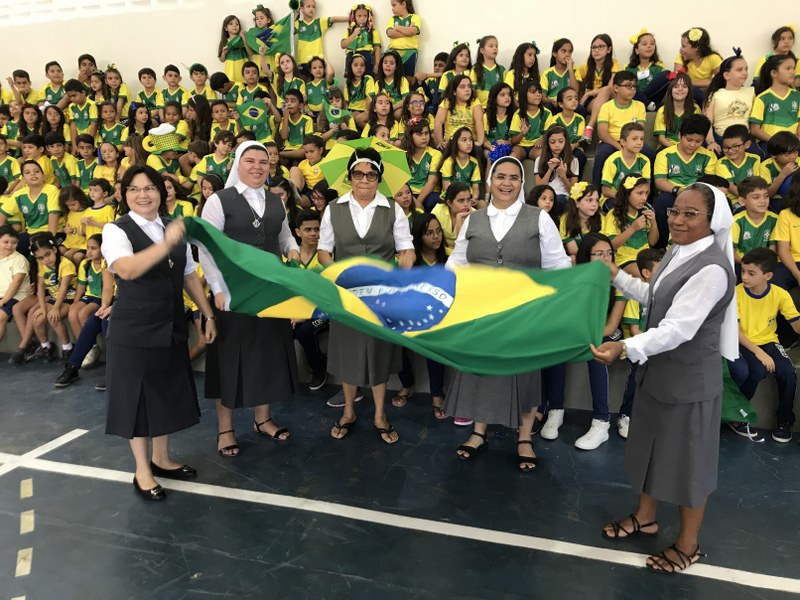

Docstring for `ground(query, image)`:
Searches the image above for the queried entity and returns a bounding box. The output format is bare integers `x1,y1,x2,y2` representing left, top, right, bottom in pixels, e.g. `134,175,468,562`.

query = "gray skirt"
624,387,721,508
444,370,541,428
327,321,401,386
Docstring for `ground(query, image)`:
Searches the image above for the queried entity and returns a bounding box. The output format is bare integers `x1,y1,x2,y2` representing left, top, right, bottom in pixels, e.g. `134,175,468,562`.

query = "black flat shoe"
133,476,166,502
149,462,197,480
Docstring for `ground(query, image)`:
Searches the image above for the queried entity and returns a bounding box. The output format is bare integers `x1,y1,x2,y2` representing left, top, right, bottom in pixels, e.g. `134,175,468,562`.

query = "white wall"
0,0,796,94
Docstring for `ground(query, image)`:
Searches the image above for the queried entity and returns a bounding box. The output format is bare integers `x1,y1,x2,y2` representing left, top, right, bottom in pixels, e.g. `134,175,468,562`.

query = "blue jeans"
398,348,445,397
573,147,587,180
294,317,328,373
539,350,611,421
420,191,442,212
68,313,109,370
728,343,797,425
653,191,677,248
620,361,637,418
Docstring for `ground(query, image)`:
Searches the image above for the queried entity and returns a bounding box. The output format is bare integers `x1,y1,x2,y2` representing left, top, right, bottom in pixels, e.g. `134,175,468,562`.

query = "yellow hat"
142,124,183,155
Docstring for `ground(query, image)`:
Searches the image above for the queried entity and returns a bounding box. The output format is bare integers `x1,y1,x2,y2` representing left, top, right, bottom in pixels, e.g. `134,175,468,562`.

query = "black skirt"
204,309,298,408
105,341,200,439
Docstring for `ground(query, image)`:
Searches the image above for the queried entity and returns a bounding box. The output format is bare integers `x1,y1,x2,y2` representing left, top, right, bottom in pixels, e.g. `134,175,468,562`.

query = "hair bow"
622,176,641,190
106,63,117,71
688,28,703,43
352,3,372,10
130,101,139,110
453,40,469,48
530,41,541,55
629,28,648,45
732,46,742,58
406,116,422,127
252,4,266,15
667,68,686,81
787,24,797,33
570,181,589,201
289,0,301,10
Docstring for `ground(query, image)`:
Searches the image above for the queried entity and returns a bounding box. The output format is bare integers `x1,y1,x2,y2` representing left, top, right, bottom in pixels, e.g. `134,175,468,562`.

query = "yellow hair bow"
352,3,372,10
622,176,640,190
453,40,470,48
106,63,117,71
629,28,648,45
688,28,703,42
787,24,797,33
570,181,589,201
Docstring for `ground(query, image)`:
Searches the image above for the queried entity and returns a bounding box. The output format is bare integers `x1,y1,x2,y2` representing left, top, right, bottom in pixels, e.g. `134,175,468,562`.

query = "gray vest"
328,198,397,261
465,203,542,268
637,240,734,404
217,187,285,256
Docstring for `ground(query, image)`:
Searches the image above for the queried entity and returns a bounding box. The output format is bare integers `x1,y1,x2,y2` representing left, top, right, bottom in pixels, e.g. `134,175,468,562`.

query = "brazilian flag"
235,101,267,129
323,97,352,125
250,13,292,57
187,218,608,375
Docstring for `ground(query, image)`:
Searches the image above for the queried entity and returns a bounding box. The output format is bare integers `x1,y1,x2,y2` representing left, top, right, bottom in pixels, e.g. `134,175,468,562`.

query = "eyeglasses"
350,170,379,182
590,250,614,258
126,185,159,195
409,100,425,106
424,227,443,236
617,83,637,89
666,208,709,219
591,44,607,50
492,173,521,183
722,142,745,153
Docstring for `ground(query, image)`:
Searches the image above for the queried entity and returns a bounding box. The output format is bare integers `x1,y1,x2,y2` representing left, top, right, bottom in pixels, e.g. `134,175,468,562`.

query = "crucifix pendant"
252,218,261,229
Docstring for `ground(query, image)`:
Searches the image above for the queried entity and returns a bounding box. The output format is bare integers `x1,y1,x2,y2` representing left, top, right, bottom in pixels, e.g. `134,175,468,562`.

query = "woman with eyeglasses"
101,165,217,501
445,156,571,471
592,183,736,574
318,147,415,444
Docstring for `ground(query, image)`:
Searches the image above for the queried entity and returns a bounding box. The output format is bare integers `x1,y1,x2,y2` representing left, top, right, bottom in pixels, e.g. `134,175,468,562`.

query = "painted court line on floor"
0,429,88,478
0,445,797,595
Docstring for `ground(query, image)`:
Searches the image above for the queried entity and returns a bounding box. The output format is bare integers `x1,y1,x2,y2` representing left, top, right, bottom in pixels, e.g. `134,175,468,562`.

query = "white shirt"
199,181,300,297
102,211,196,276
446,199,572,270
317,191,414,254
532,157,580,198
613,234,728,364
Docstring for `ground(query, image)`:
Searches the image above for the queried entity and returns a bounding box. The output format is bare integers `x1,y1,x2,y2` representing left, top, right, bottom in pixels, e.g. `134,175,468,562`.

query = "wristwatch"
671,186,680,195
619,341,628,361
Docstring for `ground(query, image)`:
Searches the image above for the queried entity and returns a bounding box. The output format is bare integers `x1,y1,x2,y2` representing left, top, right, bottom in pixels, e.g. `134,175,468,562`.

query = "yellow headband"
622,176,641,190
688,28,703,42
352,3,372,10
570,181,589,201
629,28,648,45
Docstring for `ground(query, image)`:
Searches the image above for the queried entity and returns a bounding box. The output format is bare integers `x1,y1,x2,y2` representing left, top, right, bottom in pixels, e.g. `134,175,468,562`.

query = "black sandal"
331,419,356,439
517,440,538,471
375,424,399,445
457,430,487,459
646,544,705,573
216,429,239,458
602,513,658,540
253,418,289,441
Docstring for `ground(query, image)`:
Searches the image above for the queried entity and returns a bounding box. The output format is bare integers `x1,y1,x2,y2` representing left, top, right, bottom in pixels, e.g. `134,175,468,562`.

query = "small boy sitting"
728,248,800,442
652,114,718,247
716,124,761,203
730,176,777,278
758,131,799,204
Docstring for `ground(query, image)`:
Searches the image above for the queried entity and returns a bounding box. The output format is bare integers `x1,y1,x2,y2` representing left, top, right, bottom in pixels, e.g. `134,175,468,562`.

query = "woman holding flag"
318,147,415,444
199,141,301,457
591,183,736,573
445,156,572,471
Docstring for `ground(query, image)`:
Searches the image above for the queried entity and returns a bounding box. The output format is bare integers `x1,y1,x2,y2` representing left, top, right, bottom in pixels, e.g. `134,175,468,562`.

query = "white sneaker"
81,345,101,369
540,409,565,440
646,101,657,112
617,415,630,439
575,418,610,450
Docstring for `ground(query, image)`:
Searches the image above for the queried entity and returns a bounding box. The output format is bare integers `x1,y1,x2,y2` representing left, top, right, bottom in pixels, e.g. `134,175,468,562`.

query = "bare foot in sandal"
432,396,447,419
646,543,704,573
375,416,399,444
602,513,658,540
391,387,413,407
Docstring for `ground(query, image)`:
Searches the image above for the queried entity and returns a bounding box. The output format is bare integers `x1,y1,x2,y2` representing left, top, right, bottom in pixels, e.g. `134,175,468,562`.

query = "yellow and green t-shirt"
601,210,653,267
51,154,80,188
440,155,481,194
749,88,800,138
654,146,717,188
386,14,421,58
77,259,105,298
601,151,651,192
344,76,377,112
83,203,117,239
296,17,333,64
731,210,778,259
0,184,60,233
38,258,76,299
544,111,585,144
66,99,98,135
510,106,553,147
737,282,800,346
653,104,702,145
408,147,442,194
540,66,572,100
471,64,506,107
598,99,647,142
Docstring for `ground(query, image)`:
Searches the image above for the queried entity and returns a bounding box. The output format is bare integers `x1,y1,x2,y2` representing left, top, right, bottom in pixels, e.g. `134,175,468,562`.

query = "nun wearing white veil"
199,141,301,457
592,182,737,574
445,156,572,471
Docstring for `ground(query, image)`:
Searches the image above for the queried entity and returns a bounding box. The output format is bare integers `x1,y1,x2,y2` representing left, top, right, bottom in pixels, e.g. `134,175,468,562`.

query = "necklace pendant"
168,258,174,269
252,218,261,228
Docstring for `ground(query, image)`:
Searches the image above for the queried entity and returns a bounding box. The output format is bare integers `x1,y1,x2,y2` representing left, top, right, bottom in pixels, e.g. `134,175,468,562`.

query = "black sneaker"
61,349,72,364
41,345,56,363
27,345,50,362
95,380,107,392
309,370,328,391
726,422,765,442
8,349,25,366
55,364,79,388
772,422,793,443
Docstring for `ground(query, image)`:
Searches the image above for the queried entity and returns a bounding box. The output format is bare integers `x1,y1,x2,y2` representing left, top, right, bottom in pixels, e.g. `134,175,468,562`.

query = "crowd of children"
2,2,800,448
